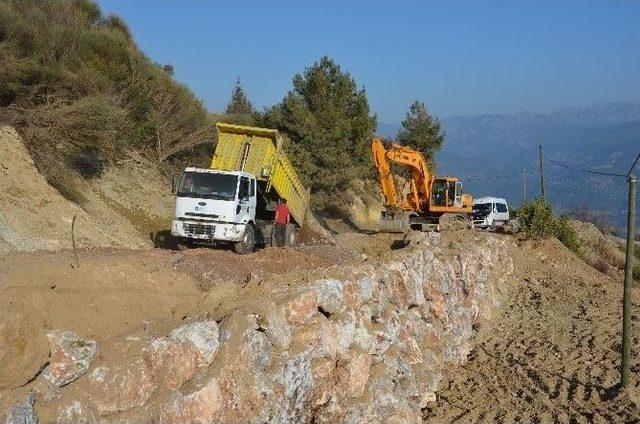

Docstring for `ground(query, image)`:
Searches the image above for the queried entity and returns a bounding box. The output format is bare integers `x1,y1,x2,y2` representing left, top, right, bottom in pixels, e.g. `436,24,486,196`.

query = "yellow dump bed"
211,123,310,225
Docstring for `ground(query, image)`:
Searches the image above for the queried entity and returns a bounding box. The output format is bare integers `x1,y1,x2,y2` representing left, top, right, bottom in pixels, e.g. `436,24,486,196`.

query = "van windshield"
472,203,492,215
176,172,238,200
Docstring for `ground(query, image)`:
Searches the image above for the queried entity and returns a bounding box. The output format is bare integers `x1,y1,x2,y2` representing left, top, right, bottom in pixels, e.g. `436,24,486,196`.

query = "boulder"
283,289,318,327
142,338,200,392
42,330,97,387
333,310,356,355
256,307,292,351
336,349,371,399
155,378,223,424
213,314,274,422
274,353,313,423
314,279,344,315
87,359,156,415
240,329,272,370
169,320,219,366
57,400,98,424
310,358,336,407
342,279,362,309
312,395,344,423
291,314,337,359
383,266,411,309
397,329,423,365
3,392,37,424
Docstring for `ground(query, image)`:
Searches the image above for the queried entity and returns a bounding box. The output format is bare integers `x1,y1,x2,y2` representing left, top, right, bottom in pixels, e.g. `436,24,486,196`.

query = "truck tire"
234,224,255,254
285,224,297,246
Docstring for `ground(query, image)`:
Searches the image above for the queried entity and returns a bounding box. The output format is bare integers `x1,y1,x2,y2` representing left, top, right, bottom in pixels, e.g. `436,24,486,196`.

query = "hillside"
378,102,640,230
0,0,214,209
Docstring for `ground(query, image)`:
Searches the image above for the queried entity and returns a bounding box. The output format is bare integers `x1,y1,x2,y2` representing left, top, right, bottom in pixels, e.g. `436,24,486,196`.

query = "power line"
545,174,627,197
465,171,538,182
546,157,627,178
627,151,640,177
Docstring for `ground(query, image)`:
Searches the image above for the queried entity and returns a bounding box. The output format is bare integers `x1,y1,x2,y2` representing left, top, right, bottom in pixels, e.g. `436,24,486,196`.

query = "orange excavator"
371,137,472,232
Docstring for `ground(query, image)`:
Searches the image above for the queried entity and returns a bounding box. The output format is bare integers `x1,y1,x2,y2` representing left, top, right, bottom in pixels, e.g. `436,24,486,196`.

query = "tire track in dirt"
423,238,640,423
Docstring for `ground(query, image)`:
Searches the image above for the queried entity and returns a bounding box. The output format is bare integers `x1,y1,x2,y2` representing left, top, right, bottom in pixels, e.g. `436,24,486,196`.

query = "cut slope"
0,125,172,252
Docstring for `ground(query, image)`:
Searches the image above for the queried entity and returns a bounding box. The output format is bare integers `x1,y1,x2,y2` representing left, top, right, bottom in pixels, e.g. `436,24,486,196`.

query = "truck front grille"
183,223,215,236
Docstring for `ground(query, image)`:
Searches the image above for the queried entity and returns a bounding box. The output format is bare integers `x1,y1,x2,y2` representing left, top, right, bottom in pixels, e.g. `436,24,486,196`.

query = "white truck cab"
472,196,510,229
171,167,259,253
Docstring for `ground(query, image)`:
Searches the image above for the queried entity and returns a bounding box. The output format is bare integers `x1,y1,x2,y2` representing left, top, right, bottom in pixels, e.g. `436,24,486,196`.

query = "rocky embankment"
2,233,513,423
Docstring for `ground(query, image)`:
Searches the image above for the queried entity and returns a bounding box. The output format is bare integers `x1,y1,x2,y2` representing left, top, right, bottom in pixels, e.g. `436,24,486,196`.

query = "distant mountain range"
377,102,640,230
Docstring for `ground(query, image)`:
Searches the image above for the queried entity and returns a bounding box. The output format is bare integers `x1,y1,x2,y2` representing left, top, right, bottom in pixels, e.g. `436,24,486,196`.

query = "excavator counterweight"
371,137,472,232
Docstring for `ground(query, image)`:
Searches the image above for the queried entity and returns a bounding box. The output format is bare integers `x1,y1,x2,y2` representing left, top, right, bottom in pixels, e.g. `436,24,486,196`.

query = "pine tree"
225,78,254,116
266,56,376,191
397,100,444,164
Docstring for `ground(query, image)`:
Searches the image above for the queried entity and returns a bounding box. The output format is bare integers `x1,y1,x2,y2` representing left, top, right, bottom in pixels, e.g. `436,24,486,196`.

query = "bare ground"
2,218,639,423
424,237,640,423
0,239,366,391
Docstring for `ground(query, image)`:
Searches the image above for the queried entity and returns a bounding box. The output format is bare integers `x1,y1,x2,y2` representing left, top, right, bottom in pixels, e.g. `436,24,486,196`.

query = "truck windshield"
176,172,238,200
472,203,492,215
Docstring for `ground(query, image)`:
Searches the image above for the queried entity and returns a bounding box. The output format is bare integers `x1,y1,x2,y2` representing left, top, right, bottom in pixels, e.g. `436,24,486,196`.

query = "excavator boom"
371,138,400,209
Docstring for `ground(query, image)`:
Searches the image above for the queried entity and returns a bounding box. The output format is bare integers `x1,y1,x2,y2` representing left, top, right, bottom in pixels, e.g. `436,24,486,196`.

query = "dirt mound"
0,126,172,252
571,219,638,284
424,237,640,422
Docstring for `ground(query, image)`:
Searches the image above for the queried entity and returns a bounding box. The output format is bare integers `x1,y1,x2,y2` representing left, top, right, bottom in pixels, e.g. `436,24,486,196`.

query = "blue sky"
97,0,640,123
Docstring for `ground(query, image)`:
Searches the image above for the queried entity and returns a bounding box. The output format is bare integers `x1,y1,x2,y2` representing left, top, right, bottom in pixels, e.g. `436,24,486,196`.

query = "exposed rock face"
42,330,97,388
6,236,513,423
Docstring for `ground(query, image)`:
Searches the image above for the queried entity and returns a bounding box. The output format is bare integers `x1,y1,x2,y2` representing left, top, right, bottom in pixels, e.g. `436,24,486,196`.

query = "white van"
472,197,510,229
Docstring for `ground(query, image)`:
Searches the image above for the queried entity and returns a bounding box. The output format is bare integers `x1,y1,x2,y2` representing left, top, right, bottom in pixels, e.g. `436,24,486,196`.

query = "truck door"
237,176,257,221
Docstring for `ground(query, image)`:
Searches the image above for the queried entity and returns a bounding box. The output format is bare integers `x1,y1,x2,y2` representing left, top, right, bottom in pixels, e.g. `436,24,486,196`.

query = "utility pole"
539,145,546,200
621,174,637,387
523,168,527,203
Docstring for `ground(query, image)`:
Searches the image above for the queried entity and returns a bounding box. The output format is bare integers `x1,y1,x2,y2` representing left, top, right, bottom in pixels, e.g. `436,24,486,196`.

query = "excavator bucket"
378,212,410,234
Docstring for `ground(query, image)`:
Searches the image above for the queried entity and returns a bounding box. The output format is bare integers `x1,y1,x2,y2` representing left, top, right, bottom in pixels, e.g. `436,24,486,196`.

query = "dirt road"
424,238,640,423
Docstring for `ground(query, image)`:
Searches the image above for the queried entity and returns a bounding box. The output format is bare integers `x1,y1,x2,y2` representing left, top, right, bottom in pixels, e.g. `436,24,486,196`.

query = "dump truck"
371,137,472,232
171,123,310,253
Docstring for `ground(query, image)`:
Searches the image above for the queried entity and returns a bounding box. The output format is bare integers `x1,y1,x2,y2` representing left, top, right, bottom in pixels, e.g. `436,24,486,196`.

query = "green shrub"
517,198,557,239
0,0,213,178
555,215,581,253
518,198,581,253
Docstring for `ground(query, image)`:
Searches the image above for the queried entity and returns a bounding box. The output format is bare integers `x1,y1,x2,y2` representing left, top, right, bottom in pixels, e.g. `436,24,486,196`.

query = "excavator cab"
431,178,463,208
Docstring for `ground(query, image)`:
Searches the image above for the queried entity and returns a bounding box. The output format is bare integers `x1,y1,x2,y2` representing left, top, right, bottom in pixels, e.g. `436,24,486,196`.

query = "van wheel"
285,224,297,246
234,224,255,254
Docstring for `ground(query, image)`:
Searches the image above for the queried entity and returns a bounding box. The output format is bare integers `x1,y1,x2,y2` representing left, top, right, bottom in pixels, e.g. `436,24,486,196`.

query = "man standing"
273,198,290,247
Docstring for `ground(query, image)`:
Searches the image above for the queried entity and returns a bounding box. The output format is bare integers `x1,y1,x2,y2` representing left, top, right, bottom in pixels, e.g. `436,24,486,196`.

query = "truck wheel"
234,224,255,254
285,224,297,246
176,240,192,251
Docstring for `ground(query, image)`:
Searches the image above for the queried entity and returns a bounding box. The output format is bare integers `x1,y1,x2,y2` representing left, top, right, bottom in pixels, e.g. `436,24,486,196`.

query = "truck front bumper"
171,220,246,242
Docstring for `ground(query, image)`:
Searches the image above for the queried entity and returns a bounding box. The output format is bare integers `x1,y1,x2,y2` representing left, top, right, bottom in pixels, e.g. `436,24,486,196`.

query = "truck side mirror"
171,174,180,195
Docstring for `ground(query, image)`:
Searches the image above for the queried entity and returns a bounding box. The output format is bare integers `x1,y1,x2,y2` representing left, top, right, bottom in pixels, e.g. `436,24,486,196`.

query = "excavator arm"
371,137,433,213
371,138,400,208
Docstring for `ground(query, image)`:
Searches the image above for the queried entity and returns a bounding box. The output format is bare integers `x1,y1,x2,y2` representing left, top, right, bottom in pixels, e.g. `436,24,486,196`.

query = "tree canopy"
225,78,254,116
266,56,376,192
397,100,444,164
